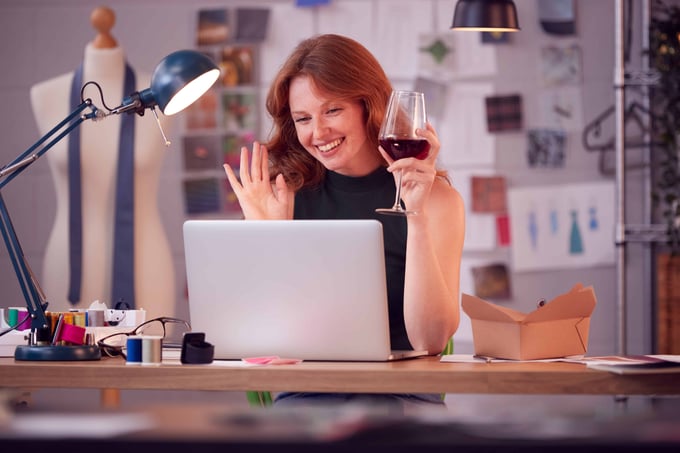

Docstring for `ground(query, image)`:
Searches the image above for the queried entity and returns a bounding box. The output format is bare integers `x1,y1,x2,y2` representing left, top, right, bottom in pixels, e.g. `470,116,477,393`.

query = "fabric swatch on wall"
471,175,507,213
485,94,522,132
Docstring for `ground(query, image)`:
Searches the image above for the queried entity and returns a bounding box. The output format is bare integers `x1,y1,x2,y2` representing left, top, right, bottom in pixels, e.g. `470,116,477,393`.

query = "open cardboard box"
462,283,597,360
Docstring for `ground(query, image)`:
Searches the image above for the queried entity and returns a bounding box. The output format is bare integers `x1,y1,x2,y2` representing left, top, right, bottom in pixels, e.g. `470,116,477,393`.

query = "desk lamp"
1,49,220,361
450,0,520,32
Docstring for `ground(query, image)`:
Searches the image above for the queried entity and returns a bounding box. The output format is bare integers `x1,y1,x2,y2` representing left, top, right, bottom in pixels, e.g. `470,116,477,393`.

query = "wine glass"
376,90,430,216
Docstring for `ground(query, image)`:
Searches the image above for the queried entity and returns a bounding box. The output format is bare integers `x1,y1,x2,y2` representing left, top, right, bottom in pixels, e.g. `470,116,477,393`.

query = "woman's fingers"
251,141,263,182
223,163,242,196
239,146,251,184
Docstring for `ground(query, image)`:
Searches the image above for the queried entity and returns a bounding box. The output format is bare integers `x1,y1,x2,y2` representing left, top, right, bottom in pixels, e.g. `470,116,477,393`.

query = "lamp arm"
0,99,98,336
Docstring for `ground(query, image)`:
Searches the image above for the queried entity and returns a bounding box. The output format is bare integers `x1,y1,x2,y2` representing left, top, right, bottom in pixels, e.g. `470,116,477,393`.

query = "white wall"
0,0,652,355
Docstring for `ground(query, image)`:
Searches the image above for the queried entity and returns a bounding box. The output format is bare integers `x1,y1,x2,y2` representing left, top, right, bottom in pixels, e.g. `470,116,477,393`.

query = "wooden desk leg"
101,388,121,408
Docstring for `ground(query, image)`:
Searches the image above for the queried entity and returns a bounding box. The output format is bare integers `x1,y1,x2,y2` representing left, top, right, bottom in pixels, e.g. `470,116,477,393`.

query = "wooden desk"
2,356,679,396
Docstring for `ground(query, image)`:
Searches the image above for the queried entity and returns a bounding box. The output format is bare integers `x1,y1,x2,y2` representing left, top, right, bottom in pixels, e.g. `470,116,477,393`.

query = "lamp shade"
137,50,220,116
451,0,520,32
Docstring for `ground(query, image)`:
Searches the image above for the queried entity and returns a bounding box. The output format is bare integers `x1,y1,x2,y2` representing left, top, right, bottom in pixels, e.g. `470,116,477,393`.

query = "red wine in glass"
379,137,430,161
376,90,429,216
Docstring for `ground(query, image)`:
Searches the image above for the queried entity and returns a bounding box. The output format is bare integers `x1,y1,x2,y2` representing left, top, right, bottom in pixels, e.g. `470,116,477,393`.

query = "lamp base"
14,345,101,361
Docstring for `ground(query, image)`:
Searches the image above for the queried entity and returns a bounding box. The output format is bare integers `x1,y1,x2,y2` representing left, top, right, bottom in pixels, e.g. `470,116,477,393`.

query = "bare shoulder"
429,177,465,219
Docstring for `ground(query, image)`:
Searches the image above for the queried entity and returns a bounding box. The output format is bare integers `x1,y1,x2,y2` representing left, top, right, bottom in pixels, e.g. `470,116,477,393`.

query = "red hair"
264,34,392,190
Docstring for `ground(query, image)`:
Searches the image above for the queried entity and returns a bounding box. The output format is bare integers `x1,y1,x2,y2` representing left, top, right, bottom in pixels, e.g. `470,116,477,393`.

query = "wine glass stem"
392,170,404,210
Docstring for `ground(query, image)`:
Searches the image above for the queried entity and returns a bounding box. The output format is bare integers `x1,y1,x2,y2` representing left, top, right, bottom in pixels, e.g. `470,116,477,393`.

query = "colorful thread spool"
141,336,162,365
126,336,143,364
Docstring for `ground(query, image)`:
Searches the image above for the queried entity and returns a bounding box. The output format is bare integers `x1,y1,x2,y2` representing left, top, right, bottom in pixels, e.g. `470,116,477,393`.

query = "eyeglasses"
97,316,191,359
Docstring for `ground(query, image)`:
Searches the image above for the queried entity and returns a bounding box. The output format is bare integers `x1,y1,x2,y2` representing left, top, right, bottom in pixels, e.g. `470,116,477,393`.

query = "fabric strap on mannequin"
68,62,136,308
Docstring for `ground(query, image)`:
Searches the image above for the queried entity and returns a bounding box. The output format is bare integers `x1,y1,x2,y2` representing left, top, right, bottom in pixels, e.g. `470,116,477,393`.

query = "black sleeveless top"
293,167,412,350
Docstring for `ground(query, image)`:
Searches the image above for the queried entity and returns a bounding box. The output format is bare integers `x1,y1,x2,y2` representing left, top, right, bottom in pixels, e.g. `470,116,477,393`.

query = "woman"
224,34,465,405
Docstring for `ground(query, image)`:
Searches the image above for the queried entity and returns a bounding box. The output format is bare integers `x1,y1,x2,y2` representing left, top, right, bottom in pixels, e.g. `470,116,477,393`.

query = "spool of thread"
59,323,86,345
126,336,143,364
87,310,105,327
72,311,86,327
9,308,32,331
141,336,162,365
7,308,18,327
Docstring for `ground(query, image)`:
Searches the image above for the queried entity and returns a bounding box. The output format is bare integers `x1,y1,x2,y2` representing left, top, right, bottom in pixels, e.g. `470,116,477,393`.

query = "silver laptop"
183,219,427,361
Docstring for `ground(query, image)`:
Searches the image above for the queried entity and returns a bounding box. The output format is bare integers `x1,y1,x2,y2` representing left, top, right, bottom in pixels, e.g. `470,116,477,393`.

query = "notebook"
183,219,427,361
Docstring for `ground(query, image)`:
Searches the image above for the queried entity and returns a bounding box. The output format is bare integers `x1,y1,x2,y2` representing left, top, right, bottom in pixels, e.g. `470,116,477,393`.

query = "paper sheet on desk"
440,354,584,363
162,349,287,367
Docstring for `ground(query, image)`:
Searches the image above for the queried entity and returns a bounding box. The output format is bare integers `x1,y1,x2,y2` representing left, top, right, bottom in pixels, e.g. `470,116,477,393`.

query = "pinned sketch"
527,128,566,168
540,43,582,86
471,263,511,300
507,181,616,272
538,86,584,132
418,34,456,79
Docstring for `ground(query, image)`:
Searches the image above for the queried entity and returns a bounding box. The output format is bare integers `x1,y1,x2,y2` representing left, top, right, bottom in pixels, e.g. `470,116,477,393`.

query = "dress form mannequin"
30,7,176,320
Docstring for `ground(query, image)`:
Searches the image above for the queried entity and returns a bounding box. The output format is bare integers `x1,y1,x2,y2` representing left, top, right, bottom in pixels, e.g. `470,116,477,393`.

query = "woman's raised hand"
223,142,293,219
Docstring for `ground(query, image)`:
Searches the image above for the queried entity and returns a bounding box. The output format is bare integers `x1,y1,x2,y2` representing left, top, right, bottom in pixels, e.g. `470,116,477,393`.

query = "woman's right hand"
223,142,293,220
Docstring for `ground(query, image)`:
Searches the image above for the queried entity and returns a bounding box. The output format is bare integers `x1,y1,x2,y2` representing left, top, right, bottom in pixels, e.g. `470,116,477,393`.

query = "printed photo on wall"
220,46,255,86
471,263,511,300
182,136,221,171
222,133,252,168
222,92,257,132
184,88,218,130
183,178,222,215
507,181,616,272
196,9,230,46
527,128,566,168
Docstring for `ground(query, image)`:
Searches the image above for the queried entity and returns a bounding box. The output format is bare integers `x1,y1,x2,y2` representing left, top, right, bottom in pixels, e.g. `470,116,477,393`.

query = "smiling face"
289,75,383,177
